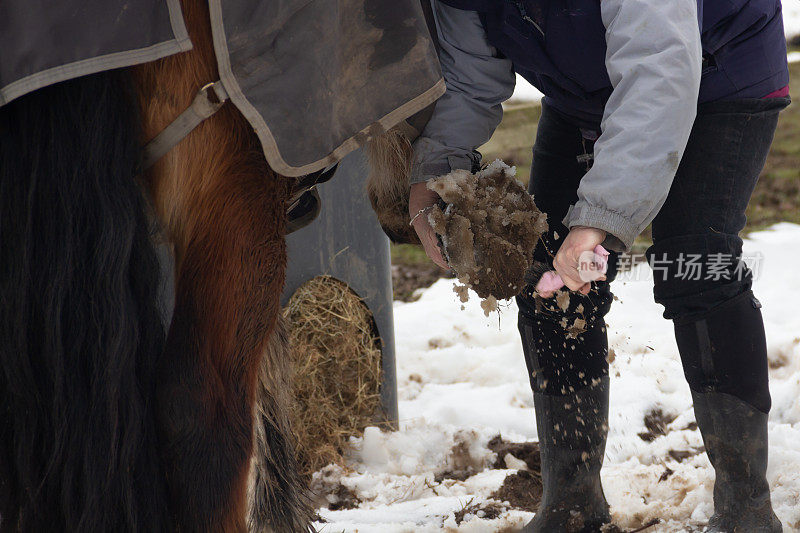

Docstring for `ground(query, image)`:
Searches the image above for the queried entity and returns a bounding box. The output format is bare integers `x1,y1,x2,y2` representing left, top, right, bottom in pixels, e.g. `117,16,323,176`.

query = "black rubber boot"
692,391,782,533
518,308,612,533
674,291,782,532
524,378,611,533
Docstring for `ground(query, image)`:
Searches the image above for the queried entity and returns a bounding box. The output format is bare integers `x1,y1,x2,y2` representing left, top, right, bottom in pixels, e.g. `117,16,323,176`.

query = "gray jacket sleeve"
564,0,702,252
410,1,516,184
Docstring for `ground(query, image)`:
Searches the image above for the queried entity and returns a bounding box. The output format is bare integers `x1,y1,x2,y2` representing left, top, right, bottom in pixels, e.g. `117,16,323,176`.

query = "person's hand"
409,182,449,269
553,226,608,295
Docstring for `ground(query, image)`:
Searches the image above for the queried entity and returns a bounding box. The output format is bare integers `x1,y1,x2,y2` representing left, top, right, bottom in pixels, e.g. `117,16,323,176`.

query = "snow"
509,5,800,103
509,75,543,104
784,0,800,42
315,224,800,532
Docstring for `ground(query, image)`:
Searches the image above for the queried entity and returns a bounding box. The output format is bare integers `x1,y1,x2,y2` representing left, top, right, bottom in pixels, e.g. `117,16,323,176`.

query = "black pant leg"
649,97,788,412
516,103,614,396
649,97,788,320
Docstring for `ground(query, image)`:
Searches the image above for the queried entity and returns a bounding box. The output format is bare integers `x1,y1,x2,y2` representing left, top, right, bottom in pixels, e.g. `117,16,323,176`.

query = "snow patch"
318,224,800,532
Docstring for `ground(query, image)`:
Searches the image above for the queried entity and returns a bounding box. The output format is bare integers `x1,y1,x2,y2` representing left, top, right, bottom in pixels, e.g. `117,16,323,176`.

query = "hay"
285,276,385,476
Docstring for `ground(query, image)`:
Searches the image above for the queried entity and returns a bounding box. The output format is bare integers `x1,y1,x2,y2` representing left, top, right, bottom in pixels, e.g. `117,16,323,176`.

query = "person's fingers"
413,218,449,269
558,266,584,291
554,252,583,291
562,275,585,292
579,283,591,295
424,236,449,270
409,182,449,269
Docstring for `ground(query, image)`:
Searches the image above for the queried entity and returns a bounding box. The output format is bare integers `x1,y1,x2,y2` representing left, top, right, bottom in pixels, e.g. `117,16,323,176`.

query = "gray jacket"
412,0,702,252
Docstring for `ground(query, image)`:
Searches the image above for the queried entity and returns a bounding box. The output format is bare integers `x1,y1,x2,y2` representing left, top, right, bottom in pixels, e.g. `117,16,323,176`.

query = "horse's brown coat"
135,1,296,530
134,1,432,528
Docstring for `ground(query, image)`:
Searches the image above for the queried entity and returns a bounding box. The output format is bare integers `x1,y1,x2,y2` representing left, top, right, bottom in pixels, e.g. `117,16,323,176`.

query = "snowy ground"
314,223,800,532
785,1,800,42
509,4,800,103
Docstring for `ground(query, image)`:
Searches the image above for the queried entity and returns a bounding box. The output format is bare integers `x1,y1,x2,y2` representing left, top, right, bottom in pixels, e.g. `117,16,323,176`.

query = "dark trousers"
517,98,788,411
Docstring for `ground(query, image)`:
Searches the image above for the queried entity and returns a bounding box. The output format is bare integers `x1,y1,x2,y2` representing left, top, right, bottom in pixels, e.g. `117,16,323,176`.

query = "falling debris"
480,295,499,316
556,290,571,312
637,408,678,442
427,160,548,315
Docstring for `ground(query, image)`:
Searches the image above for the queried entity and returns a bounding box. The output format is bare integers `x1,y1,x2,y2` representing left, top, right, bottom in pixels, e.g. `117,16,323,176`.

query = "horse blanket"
0,0,444,177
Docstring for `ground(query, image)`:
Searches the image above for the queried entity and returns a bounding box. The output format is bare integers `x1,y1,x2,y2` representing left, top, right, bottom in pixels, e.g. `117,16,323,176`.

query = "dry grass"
285,276,386,476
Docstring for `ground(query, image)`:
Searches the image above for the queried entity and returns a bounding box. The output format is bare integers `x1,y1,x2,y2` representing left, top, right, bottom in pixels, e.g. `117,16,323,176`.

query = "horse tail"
0,71,171,531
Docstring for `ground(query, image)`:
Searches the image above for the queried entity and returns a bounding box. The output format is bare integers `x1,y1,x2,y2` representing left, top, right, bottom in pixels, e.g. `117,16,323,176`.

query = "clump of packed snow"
426,160,548,312
314,223,800,532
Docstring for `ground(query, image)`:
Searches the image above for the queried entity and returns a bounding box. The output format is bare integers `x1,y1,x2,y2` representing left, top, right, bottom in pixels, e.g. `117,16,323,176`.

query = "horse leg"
136,70,302,528
152,129,290,531
248,316,315,532
133,1,315,527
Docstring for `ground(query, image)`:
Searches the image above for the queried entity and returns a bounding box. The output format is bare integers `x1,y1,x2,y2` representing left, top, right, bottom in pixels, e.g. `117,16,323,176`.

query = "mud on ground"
392,263,455,302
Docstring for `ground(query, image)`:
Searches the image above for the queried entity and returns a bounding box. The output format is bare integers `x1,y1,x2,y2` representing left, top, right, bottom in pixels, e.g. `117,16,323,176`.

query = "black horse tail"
0,71,171,531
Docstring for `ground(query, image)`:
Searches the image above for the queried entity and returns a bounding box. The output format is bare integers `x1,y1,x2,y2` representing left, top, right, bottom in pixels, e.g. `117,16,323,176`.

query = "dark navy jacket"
440,0,788,125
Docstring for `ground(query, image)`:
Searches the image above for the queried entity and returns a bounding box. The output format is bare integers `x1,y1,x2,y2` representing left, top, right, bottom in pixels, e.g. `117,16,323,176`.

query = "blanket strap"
141,80,229,170
140,79,337,233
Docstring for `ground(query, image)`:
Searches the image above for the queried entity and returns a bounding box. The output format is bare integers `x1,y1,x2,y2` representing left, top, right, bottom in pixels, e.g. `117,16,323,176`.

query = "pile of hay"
284,276,385,476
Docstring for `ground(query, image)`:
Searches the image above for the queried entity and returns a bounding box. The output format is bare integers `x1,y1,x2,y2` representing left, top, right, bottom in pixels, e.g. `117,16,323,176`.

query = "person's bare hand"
553,226,607,295
409,182,448,269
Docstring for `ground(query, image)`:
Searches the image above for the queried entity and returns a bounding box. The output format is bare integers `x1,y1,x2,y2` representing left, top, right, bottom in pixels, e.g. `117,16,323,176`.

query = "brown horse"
0,0,424,531
134,1,301,530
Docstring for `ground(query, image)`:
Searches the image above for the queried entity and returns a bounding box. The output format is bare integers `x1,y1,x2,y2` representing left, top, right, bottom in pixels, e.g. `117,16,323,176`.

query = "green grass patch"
390,243,432,266
749,61,800,230
479,102,541,186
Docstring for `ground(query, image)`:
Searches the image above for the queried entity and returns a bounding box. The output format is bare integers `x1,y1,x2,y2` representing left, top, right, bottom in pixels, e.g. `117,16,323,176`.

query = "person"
408,1,790,531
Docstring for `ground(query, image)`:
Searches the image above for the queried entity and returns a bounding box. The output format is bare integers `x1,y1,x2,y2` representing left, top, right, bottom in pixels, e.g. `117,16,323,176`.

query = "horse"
0,0,432,530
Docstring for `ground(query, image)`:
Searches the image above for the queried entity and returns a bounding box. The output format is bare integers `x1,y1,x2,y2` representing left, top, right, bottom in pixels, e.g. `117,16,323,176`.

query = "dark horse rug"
0,0,444,176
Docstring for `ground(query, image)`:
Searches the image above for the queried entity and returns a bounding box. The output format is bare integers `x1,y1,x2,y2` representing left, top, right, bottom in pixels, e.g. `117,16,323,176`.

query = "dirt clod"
326,484,361,511
668,448,704,462
637,408,677,442
309,465,362,511
659,466,675,482
434,470,474,483
487,435,541,472
490,470,543,513
427,160,548,308
453,499,506,525
447,430,486,475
